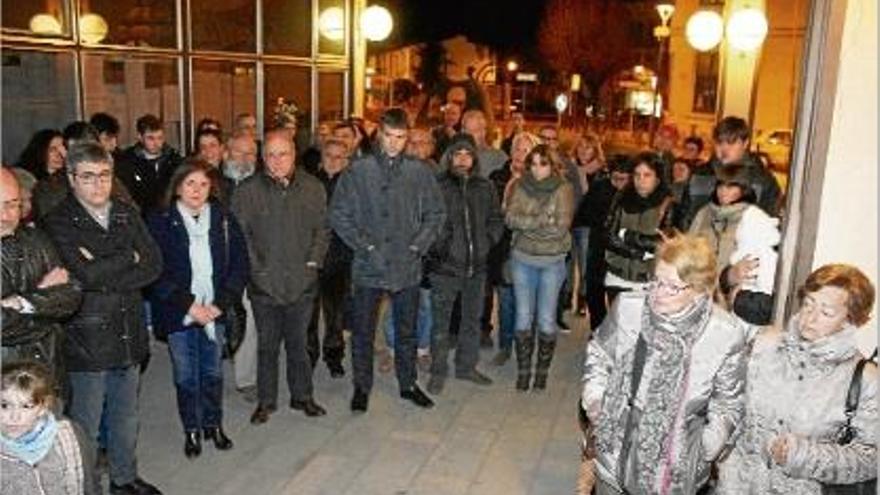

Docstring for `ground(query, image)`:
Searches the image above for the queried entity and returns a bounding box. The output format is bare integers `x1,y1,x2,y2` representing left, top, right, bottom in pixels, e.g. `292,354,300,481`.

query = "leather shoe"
351,388,369,413
183,431,201,458
400,385,434,408
290,398,327,417
110,477,162,495
203,427,233,450
249,404,276,425
456,369,493,386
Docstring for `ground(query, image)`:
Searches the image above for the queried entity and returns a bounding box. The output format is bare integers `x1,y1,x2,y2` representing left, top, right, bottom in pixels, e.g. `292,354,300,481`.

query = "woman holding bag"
148,159,249,458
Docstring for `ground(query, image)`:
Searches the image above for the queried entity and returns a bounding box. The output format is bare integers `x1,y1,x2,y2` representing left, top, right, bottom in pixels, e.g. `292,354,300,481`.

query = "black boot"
533,333,557,391
203,426,233,450
184,431,201,458
556,297,570,331
514,331,534,391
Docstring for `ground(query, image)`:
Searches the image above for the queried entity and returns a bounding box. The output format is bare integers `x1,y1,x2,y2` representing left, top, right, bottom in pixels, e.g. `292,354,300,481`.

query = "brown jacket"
505,175,574,257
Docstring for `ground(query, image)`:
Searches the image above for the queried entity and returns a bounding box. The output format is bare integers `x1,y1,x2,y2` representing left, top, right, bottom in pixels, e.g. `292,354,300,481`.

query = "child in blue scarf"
1,361,87,495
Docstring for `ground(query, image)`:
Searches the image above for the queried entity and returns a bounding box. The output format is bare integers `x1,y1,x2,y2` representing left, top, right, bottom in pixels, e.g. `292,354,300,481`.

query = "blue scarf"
0,413,58,465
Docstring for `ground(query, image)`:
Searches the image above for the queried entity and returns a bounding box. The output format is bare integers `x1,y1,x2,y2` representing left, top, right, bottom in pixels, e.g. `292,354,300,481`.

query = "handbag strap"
628,333,649,407
843,357,870,420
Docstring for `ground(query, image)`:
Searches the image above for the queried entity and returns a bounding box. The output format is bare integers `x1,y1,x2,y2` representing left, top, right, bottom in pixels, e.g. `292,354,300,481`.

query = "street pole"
649,38,663,147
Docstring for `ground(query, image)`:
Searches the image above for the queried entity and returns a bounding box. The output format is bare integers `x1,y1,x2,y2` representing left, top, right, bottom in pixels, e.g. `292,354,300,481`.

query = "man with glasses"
1,167,81,382
43,142,163,495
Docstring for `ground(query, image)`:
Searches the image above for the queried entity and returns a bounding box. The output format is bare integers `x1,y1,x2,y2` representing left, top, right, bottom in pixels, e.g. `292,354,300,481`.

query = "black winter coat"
116,143,183,214
428,170,504,278
43,197,162,371
1,226,82,347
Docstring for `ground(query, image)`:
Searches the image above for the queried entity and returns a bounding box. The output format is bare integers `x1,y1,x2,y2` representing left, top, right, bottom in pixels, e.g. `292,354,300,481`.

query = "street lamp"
726,8,769,51
360,5,393,42
650,2,675,144
506,60,519,72
318,7,345,41
685,10,724,52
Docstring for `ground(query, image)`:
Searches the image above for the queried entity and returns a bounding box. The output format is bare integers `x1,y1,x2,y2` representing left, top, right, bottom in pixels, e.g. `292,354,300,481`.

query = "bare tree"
538,0,638,109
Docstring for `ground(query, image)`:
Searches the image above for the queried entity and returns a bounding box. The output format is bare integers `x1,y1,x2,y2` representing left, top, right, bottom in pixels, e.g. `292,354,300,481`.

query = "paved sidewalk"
134,313,591,495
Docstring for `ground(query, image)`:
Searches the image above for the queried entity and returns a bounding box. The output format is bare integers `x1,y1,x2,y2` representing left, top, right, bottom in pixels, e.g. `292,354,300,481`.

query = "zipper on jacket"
462,177,474,278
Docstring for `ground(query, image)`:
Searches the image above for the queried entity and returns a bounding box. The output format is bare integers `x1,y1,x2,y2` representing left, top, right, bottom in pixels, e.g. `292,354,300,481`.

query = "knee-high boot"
514,330,534,391
533,333,557,390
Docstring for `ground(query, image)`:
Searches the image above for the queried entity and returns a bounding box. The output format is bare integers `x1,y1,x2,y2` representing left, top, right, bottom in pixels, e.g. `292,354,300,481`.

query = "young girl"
1,361,91,495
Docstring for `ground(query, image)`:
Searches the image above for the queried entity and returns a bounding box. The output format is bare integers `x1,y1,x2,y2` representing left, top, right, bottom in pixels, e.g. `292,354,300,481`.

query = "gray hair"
66,141,113,175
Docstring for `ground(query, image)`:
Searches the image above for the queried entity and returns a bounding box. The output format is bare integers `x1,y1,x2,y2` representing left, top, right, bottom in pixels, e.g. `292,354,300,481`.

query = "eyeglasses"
73,171,113,185
648,277,691,296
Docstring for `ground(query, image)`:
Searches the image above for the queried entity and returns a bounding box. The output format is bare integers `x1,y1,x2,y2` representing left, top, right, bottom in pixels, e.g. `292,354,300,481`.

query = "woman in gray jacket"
582,234,746,495
716,264,877,494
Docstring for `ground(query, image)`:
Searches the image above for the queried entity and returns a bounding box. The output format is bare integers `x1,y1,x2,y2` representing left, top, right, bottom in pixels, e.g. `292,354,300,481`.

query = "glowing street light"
686,10,724,52
727,8,769,51
79,13,109,44
506,60,519,72
360,5,393,42
318,7,345,41
29,14,63,36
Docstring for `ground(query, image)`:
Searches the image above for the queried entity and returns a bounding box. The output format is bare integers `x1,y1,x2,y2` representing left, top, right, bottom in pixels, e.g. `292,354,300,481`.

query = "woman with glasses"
717,264,877,494
603,152,674,305
505,144,574,391
581,234,746,495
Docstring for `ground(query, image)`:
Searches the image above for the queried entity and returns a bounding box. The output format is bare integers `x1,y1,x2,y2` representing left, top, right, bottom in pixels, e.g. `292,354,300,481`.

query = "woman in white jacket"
581,234,746,495
716,263,877,494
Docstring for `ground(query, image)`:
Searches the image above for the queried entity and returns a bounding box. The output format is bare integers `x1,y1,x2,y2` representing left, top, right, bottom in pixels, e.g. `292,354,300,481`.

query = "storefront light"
686,10,724,52
360,5,393,42
29,14,63,36
727,8,768,51
319,7,345,41
79,13,109,44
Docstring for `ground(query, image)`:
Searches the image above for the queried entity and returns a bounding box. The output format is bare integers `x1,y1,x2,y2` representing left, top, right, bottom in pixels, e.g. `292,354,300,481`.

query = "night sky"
380,0,548,53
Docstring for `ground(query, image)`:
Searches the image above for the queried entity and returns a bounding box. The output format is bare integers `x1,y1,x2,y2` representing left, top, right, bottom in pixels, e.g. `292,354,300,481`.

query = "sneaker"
400,385,434,408
455,369,493,386
426,374,445,395
351,388,369,413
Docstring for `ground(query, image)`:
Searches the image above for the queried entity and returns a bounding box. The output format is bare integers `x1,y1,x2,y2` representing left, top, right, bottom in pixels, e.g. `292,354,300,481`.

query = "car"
754,128,793,171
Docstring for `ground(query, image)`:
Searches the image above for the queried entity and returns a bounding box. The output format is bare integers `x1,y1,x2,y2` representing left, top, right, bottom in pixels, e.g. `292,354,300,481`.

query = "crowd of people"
0,91,876,495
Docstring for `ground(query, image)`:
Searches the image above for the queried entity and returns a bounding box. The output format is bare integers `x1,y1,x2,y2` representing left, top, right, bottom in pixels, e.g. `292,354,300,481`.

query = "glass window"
692,51,719,114
317,71,345,123
317,0,346,56
82,54,182,150
265,64,312,147
81,0,177,49
191,0,255,53
263,0,312,57
1,1,71,38
191,59,257,136
2,50,78,164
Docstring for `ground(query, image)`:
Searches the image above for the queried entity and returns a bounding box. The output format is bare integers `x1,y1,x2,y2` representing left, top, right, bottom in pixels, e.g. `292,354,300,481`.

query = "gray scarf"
596,294,712,494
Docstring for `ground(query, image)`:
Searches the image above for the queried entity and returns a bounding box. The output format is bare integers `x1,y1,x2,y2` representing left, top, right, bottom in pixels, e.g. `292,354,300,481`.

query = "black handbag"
821,350,877,495
220,218,247,359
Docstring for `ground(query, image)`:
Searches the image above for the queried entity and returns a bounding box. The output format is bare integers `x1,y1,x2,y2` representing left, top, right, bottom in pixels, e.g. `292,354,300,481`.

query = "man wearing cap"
425,134,504,394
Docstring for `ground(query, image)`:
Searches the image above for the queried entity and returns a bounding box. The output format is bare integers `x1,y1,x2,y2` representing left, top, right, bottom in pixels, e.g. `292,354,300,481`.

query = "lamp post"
650,3,675,146
685,6,768,126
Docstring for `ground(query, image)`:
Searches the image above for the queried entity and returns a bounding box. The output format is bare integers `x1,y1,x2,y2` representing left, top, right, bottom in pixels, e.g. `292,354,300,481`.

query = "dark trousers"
307,269,350,366
252,290,316,407
585,238,609,330
430,273,485,377
350,284,419,393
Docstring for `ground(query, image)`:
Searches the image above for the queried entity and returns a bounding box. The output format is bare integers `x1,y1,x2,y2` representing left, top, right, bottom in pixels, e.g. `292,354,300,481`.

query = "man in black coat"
43,143,163,495
426,134,504,395
1,167,81,379
115,114,183,215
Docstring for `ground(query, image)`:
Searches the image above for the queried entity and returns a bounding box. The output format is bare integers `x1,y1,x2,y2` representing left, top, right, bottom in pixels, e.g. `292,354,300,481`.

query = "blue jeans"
511,254,567,335
572,227,591,297
351,285,420,393
167,325,225,432
383,287,432,351
496,284,516,350
68,366,140,488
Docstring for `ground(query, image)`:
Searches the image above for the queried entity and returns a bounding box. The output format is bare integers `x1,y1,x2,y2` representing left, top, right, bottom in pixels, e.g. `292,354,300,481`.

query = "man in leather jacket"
1,167,81,377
